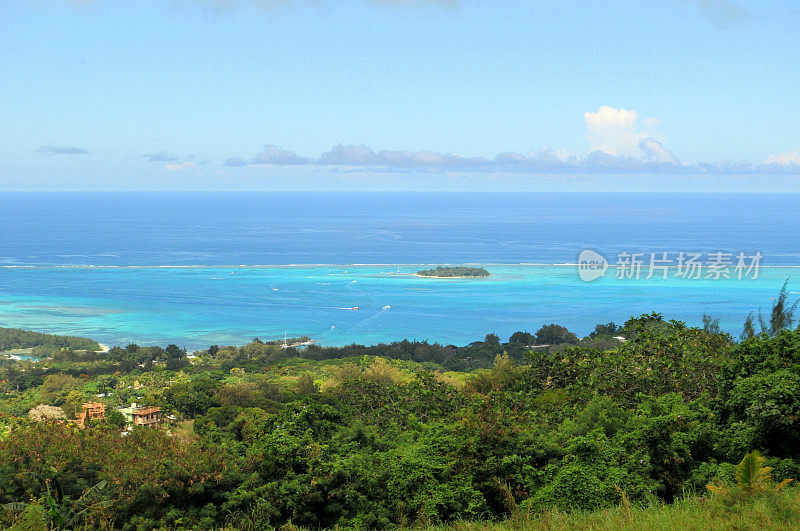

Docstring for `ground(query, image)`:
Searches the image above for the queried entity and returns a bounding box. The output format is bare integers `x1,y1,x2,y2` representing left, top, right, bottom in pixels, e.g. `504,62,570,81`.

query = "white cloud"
253,144,310,165
319,144,379,166
305,143,491,169
639,137,681,165
583,106,678,164
582,106,680,165
764,149,800,166
584,106,639,157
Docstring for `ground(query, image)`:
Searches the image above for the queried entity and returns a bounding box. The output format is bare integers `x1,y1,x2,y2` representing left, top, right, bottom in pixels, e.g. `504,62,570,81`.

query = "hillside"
1,307,800,529
0,327,101,354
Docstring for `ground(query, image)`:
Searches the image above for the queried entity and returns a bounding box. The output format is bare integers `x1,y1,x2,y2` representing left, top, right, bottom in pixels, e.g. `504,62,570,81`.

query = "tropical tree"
4,479,112,530
588,322,621,339
534,324,579,345
757,280,799,337
741,312,757,341
702,313,722,335
508,331,535,345
707,451,793,499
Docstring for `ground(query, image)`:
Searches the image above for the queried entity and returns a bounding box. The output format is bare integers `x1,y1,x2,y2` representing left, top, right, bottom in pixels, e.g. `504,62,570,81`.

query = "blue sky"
2,0,799,190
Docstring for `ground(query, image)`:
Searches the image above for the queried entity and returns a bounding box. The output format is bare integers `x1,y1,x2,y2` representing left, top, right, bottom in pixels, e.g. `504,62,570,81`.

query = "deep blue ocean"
0,192,798,349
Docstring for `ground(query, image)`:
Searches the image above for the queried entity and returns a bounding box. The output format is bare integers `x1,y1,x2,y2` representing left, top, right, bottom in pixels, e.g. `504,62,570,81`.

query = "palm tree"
3,478,112,530
708,450,793,497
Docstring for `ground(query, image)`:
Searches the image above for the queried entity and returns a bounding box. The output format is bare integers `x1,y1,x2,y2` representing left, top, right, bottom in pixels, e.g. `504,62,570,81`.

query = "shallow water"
0,192,798,349
0,264,794,349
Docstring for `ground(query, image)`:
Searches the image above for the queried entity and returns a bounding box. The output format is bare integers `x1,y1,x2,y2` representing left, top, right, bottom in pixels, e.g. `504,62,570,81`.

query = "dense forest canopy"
0,288,799,529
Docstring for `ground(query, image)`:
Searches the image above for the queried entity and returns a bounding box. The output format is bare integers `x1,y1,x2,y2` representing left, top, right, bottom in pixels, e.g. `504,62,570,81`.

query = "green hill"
0,327,100,353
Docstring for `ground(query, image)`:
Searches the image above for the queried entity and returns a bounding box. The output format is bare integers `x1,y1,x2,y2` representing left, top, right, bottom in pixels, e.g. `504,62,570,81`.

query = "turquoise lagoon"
1,192,799,349
0,264,795,350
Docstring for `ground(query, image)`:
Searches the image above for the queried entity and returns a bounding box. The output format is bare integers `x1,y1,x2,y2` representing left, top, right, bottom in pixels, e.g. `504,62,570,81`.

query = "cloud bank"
226,142,684,174
225,106,721,174
216,105,800,175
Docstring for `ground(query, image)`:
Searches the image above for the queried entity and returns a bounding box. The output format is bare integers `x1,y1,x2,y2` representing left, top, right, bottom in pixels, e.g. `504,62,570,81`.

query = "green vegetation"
416,266,490,278
0,327,100,354
1,288,800,529
743,279,800,340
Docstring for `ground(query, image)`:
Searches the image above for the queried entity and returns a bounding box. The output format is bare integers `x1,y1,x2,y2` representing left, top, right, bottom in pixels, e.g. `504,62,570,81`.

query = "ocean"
0,192,798,349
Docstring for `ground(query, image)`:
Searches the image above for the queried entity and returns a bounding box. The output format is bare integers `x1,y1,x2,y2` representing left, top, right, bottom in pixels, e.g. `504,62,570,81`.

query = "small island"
416,266,490,278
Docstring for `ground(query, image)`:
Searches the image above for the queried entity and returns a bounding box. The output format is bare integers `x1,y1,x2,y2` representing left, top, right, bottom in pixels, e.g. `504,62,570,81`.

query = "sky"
1,0,799,191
